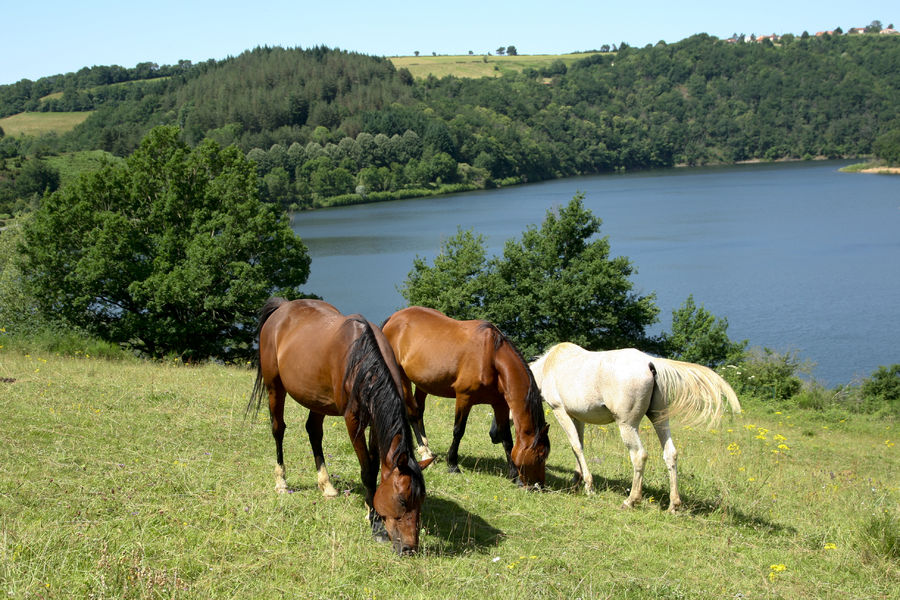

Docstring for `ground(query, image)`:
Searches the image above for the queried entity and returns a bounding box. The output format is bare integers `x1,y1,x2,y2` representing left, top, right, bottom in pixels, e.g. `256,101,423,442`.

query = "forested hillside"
2,33,899,213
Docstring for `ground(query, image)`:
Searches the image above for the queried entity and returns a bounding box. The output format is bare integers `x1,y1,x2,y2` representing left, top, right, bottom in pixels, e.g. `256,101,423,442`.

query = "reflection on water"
292,161,900,385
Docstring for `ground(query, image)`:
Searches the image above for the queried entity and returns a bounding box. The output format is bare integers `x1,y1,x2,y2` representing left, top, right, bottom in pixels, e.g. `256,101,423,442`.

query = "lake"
291,160,899,386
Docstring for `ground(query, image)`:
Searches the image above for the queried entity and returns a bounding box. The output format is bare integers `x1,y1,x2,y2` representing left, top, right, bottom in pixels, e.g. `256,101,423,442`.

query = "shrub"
722,347,805,402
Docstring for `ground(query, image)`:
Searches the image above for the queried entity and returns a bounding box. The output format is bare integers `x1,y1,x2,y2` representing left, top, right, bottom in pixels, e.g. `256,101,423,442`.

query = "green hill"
2,35,899,213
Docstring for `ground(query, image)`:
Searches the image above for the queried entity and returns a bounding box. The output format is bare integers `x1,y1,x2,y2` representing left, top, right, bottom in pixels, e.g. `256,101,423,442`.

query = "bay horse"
249,298,433,554
381,306,550,487
530,342,741,512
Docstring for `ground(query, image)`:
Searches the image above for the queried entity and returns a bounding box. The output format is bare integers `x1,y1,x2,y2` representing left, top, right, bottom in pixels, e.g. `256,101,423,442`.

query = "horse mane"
247,297,288,418
343,317,425,498
477,322,548,442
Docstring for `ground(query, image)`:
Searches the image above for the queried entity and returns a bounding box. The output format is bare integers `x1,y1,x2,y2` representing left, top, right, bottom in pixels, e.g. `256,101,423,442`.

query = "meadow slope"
0,350,897,598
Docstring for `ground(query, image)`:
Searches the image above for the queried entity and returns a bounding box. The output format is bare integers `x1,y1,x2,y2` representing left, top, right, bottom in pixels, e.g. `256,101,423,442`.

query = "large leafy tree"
663,294,746,367
401,194,660,358
20,126,311,359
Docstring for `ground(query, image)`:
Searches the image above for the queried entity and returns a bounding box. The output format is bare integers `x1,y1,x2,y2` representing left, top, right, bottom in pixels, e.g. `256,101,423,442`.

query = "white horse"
530,342,741,512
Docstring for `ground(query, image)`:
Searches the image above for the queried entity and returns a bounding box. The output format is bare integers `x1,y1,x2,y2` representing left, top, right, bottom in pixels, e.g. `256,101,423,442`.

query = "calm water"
291,161,900,385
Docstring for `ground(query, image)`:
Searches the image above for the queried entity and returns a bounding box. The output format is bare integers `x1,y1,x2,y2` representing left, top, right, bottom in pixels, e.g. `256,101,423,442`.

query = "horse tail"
247,297,288,418
649,357,741,427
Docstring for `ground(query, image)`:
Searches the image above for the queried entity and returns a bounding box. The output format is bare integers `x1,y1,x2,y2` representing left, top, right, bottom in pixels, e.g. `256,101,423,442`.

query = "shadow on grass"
545,468,797,536
422,495,504,555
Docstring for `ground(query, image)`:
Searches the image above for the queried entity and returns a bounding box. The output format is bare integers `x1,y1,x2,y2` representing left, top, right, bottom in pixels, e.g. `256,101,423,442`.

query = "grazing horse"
249,298,433,554
531,342,741,512
381,306,550,487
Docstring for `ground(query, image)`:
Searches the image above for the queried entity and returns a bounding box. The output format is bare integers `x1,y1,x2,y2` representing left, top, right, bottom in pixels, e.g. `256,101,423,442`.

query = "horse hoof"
447,464,461,474
322,486,339,499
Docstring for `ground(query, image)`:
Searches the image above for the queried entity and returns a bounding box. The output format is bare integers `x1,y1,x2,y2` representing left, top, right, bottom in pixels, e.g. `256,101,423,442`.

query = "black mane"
343,317,425,498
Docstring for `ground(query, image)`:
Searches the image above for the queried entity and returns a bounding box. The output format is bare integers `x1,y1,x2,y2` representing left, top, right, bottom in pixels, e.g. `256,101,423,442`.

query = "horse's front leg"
617,420,648,508
306,412,339,498
411,387,433,461
550,407,593,493
344,416,388,543
489,402,518,482
446,396,473,474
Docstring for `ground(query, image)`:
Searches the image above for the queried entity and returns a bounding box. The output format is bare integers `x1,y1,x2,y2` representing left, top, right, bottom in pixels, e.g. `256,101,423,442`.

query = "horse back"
259,299,364,416
382,306,498,399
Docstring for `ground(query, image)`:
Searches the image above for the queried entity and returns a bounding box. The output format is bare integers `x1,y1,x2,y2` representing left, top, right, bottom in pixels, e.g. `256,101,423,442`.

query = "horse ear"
393,451,410,470
418,456,435,470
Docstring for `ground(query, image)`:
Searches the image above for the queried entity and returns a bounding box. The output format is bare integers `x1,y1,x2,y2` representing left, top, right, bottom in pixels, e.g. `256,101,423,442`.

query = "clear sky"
3,0,897,85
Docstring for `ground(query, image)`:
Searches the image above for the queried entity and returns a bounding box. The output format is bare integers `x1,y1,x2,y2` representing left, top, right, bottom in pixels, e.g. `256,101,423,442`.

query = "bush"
854,364,900,415
721,347,805,402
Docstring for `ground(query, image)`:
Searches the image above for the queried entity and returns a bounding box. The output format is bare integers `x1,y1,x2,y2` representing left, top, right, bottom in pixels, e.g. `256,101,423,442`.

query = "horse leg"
551,407,594,494
267,382,289,493
305,412,339,498
650,417,682,513
446,397,473,474
411,387,434,461
345,416,388,543
617,420,648,508
490,402,518,482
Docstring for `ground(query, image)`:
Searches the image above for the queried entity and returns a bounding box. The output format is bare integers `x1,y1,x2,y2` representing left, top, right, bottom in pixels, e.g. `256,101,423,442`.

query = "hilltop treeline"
2,34,899,211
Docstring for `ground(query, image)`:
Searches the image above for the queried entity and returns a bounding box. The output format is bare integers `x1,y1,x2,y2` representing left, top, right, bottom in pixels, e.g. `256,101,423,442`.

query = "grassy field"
0,111,92,137
389,53,601,79
43,150,123,187
0,348,897,598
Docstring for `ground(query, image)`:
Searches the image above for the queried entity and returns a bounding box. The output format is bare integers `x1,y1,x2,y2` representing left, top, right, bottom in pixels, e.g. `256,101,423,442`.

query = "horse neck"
494,342,543,436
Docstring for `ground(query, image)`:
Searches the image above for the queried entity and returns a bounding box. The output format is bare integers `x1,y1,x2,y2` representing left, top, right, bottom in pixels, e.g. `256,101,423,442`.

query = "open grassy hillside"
389,53,600,79
0,111,92,137
0,349,897,598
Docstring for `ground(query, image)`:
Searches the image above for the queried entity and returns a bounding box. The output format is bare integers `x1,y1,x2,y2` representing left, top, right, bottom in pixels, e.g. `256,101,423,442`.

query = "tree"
401,194,660,357
496,47,506,56
873,129,900,165
663,295,746,367
14,159,60,199
400,228,490,320
506,46,518,56
19,126,311,359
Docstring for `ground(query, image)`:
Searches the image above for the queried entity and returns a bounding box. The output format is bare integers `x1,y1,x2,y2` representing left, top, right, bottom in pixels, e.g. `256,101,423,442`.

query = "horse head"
374,452,433,555
511,423,551,488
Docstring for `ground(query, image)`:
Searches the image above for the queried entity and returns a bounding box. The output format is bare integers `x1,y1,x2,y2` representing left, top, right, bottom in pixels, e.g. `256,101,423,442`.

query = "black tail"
246,297,288,419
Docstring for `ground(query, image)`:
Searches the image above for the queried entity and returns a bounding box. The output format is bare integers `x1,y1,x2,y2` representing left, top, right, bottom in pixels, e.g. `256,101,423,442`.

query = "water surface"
291,161,900,385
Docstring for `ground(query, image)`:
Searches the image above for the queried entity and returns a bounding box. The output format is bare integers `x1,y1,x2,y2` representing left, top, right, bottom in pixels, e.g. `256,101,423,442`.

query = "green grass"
0,349,897,598
389,53,601,79
43,150,123,187
0,111,92,137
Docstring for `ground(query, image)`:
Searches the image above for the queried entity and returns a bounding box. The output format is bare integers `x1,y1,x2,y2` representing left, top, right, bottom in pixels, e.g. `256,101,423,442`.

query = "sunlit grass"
389,53,601,80
0,349,896,598
0,111,92,137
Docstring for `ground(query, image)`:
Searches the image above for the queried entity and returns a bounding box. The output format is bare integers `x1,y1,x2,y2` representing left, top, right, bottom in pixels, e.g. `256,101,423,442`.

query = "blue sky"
3,0,897,85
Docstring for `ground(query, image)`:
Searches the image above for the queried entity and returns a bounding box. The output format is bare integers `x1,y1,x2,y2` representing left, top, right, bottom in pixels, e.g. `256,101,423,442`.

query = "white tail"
650,357,741,427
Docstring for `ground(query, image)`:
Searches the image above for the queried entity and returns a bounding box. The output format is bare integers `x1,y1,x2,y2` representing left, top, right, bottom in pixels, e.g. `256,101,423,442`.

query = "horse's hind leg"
650,416,682,513
306,412,339,498
649,385,682,512
267,381,289,493
617,420,648,508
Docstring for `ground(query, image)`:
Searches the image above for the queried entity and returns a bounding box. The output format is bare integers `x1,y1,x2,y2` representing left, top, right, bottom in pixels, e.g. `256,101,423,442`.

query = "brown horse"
381,306,550,487
249,298,432,555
